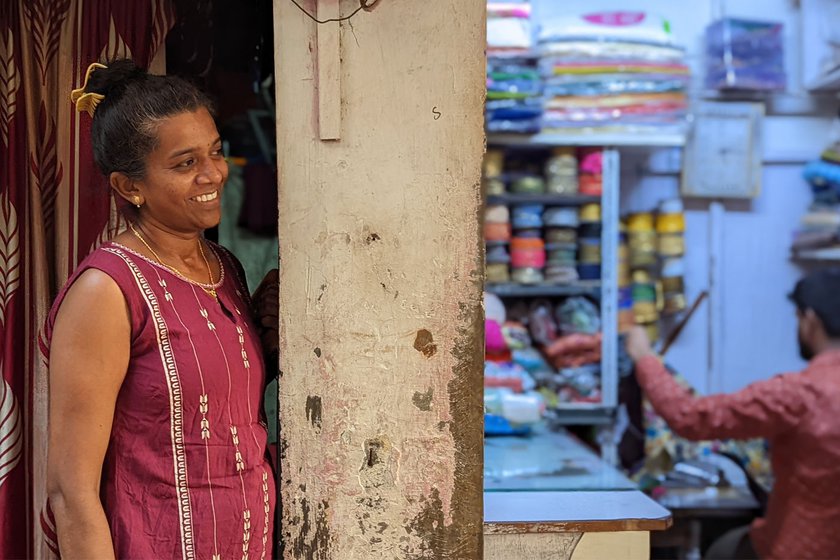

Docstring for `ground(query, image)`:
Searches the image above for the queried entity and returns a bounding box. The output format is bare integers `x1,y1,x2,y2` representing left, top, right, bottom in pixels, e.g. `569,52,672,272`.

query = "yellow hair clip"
70,62,107,117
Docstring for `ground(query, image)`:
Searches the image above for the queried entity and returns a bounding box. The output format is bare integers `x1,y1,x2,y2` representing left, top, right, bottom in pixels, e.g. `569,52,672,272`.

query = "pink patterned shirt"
43,242,275,559
637,351,840,560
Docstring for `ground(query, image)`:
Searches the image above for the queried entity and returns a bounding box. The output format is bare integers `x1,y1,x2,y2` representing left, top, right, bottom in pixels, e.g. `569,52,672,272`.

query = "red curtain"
0,1,173,557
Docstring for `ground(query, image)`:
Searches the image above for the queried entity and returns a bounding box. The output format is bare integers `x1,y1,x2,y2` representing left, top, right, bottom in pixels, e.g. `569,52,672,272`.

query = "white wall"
532,0,837,392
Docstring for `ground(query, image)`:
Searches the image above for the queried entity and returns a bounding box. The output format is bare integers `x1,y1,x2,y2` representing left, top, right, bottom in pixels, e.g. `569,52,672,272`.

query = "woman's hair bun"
85,58,147,97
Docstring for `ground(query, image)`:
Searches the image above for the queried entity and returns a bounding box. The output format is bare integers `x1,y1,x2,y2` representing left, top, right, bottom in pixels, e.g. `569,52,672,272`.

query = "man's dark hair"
790,268,840,338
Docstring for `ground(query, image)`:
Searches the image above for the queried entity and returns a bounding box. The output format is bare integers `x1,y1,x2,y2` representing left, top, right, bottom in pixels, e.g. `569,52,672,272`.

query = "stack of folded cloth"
543,207,579,284
486,2,542,134
537,11,690,135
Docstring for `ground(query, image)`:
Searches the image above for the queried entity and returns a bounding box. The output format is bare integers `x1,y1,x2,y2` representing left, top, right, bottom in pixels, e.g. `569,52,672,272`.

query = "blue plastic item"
484,413,532,436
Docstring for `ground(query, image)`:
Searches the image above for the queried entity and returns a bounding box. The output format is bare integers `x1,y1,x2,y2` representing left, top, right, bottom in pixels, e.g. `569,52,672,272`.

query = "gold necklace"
129,222,218,300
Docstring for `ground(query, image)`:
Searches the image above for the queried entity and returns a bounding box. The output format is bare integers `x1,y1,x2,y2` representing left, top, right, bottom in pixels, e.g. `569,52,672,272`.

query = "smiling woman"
44,59,278,559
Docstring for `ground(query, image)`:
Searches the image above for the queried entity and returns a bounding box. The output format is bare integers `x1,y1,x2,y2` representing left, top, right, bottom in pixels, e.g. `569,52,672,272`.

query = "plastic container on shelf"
485,204,510,224
705,18,786,91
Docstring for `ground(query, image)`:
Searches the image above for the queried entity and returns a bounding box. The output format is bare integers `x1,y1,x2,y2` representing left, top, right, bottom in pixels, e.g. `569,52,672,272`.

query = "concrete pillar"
273,1,486,558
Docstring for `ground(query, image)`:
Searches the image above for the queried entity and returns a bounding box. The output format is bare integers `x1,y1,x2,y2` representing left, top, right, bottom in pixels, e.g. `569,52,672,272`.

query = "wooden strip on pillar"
316,0,341,140
274,0,486,558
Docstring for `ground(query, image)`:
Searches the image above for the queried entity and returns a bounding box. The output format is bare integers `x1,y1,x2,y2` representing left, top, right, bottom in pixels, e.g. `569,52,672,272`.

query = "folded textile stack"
537,11,690,135
705,18,786,91
486,3,542,134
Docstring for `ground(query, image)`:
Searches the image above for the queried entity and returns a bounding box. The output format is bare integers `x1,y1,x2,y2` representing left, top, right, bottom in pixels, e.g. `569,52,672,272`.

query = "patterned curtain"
0,1,173,557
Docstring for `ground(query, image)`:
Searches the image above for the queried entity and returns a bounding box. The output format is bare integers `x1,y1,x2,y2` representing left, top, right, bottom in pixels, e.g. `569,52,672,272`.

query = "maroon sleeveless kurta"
44,241,275,559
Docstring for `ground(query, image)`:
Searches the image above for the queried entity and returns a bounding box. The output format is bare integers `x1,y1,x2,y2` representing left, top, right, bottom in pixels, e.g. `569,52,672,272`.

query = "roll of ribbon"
483,177,506,196
485,204,510,224
656,212,686,234
543,207,579,228
577,263,601,280
511,204,545,228
577,222,602,239
578,174,603,196
657,233,685,257
484,221,512,242
627,212,655,232
579,203,601,223
511,267,544,284
545,228,578,244
578,238,601,264
486,263,510,283
484,150,504,177
511,237,546,268
511,175,546,194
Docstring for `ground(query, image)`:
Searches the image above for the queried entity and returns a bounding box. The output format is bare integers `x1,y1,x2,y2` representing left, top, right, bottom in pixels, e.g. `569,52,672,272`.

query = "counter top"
483,428,672,534
484,428,636,492
485,490,673,533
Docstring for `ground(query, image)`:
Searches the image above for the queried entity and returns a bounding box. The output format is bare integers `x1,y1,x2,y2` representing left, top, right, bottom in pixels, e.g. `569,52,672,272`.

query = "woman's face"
135,107,228,234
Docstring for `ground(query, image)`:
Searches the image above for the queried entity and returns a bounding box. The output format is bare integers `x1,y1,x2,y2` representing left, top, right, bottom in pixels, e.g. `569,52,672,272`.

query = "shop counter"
483,428,672,560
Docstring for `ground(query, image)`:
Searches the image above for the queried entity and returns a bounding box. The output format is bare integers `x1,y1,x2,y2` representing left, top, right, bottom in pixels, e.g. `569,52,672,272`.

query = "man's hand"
626,326,655,362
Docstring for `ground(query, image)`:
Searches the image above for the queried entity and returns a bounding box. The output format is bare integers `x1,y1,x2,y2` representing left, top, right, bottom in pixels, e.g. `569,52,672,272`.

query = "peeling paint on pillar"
275,1,486,558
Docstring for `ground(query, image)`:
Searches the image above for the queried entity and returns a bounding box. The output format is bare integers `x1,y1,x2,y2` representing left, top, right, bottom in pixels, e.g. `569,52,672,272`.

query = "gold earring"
134,197,142,209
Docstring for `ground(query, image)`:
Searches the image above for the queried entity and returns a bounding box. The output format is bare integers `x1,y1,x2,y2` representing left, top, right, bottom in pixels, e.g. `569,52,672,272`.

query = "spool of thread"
484,177,506,196
579,203,601,223
510,238,546,268
545,228,577,244
577,263,601,280
486,244,511,264
545,148,579,195
511,176,545,194
578,174,603,196
543,207,579,228
579,148,603,175
656,212,686,234
484,221,512,242
484,150,504,177
657,233,685,257
578,238,601,264
485,204,510,224
511,267,544,284
578,222,602,239
627,212,655,232
628,231,657,267
511,204,545,228
486,263,510,283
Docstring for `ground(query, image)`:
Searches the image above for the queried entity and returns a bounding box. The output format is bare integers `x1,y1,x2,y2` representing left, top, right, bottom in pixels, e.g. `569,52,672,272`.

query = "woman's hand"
252,269,279,375
626,326,655,362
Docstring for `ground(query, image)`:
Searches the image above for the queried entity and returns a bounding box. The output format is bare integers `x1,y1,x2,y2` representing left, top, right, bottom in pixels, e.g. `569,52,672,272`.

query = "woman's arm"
46,269,131,559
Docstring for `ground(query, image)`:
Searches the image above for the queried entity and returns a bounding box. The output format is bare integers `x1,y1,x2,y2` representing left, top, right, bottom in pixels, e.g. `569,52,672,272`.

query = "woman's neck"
132,218,203,265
